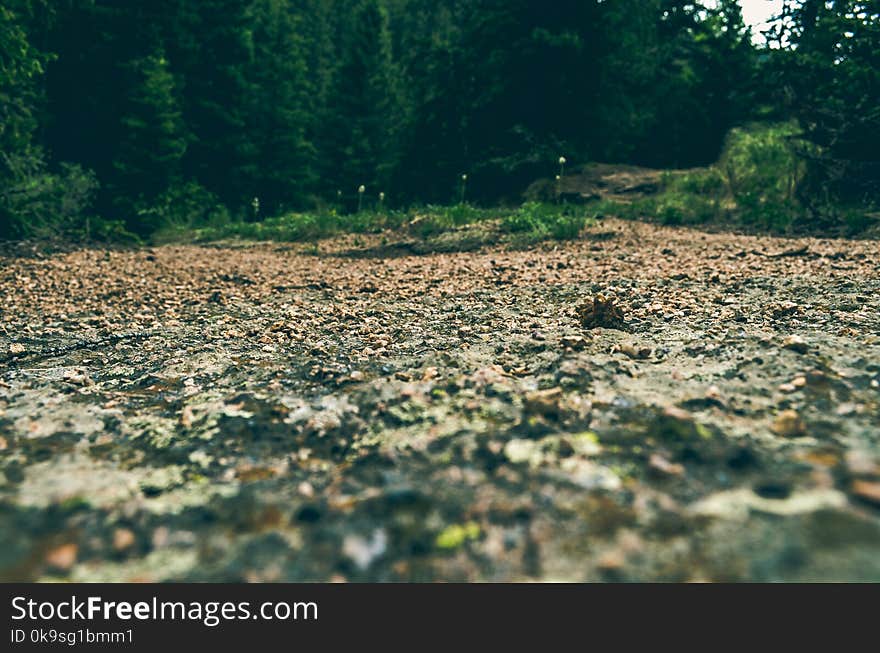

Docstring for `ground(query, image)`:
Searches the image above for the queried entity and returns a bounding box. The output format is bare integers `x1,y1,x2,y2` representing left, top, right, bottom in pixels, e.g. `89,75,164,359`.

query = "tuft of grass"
500,202,595,243
406,204,495,239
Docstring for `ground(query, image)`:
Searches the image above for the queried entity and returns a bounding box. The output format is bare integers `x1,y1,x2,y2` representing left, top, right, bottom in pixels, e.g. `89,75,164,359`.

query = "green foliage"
182,0,258,212
766,0,880,209
720,124,803,204
134,182,230,235
500,202,594,241
163,207,411,243
3,0,875,241
403,204,493,239
622,125,797,229
113,50,188,235
626,0,758,167
413,204,494,234
393,1,470,204
704,123,804,229
159,201,596,246
0,3,48,158
0,149,117,241
618,122,875,233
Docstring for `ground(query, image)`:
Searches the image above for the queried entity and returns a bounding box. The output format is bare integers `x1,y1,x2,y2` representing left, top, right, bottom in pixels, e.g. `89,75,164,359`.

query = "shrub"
135,182,230,236
618,122,868,233
0,149,120,240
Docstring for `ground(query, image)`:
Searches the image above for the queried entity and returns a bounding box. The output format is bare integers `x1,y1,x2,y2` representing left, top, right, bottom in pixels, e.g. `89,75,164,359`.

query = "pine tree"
292,0,335,137
182,0,256,213
323,0,401,204
249,0,315,214
112,50,188,234
394,0,471,203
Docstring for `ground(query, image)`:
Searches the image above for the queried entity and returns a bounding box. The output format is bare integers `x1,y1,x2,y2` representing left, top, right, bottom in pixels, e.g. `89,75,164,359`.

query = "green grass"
500,202,596,244
155,202,597,247
155,208,410,243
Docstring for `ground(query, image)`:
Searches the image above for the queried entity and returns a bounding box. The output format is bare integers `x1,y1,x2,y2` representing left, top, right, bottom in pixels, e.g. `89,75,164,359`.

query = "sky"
739,0,784,33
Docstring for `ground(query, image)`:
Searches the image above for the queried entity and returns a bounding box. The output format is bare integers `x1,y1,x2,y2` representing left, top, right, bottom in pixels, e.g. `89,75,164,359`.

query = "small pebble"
45,543,78,571
782,335,809,354
772,409,807,437
113,528,136,552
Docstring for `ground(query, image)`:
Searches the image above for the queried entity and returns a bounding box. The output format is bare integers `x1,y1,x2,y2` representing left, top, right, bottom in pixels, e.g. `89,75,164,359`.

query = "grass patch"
157,202,597,247
500,202,596,244
155,209,411,243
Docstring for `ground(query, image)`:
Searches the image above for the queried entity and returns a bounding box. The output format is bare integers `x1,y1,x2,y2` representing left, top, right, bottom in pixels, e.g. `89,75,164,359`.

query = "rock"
845,451,879,476
649,453,685,477
140,466,185,496
771,409,807,437
596,549,626,571
654,406,710,441
851,480,880,507
62,369,93,386
782,335,809,354
8,343,25,355
771,301,800,318
422,367,439,381
561,334,589,350
152,527,170,549
45,543,78,571
179,405,194,428
576,292,625,329
504,439,540,465
835,402,859,416
619,343,652,360
557,458,621,490
342,529,387,570
523,387,563,418
113,528,136,552
689,488,847,520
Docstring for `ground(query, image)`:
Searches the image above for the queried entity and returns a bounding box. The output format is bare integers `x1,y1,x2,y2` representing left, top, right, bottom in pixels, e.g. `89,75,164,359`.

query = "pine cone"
576,292,625,329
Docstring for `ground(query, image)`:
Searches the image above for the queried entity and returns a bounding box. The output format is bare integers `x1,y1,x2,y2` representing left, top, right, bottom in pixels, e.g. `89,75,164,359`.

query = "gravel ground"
1,219,879,581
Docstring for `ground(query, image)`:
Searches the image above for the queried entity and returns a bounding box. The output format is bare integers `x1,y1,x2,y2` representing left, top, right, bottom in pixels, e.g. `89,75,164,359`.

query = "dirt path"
1,220,879,581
